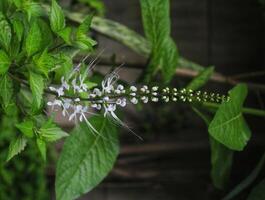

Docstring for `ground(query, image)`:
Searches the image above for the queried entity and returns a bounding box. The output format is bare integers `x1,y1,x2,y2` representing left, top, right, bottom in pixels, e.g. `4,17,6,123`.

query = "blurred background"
1,0,265,199
53,0,265,199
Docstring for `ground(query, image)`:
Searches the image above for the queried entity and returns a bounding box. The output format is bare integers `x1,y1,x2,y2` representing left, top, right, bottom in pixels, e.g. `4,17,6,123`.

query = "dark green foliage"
140,0,179,83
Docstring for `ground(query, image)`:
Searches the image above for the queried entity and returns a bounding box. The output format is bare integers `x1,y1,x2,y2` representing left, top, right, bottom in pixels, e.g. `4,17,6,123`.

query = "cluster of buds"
47,70,229,133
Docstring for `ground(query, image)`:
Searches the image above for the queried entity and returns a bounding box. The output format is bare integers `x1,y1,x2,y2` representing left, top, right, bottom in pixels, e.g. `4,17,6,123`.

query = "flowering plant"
0,0,265,199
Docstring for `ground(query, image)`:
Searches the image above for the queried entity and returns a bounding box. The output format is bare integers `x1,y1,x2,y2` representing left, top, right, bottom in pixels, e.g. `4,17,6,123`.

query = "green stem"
203,102,265,117
222,152,265,200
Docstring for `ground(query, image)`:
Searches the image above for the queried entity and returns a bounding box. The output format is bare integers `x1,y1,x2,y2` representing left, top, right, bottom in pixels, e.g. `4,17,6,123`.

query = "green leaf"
54,52,74,81
57,27,73,44
38,18,54,49
0,13,11,51
0,50,10,75
29,71,44,112
56,116,119,200
26,19,42,56
50,0,65,33
0,0,9,12
77,15,93,36
6,135,27,161
36,138,46,161
74,15,97,50
187,67,214,91
210,137,233,189
79,0,105,15
247,179,265,200
193,107,234,190
11,16,24,42
208,84,251,151
140,0,178,82
15,120,34,138
160,38,178,82
33,49,61,77
39,119,68,142
22,2,45,21
0,74,13,109
74,36,96,51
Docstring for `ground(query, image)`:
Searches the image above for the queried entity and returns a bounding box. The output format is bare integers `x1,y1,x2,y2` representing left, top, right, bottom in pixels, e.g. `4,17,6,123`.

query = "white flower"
47,99,62,109
49,86,64,97
61,77,70,90
79,75,88,92
61,98,72,116
130,86,137,92
93,88,102,96
72,78,81,93
130,97,138,104
104,104,116,117
102,72,118,94
116,98,126,107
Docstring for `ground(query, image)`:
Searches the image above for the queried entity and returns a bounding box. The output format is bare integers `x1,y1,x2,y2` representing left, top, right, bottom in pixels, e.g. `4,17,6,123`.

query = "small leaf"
0,50,11,75
74,15,96,50
29,71,44,112
11,16,24,42
209,84,251,151
77,15,93,36
6,135,27,161
33,49,61,77
50,0,65,33
26,19,42,56
56,116,119,200
39,119,68,142
22,2,45,21
15,120,34,138
36,138,46,161
0,13,11,51
0,74,13,109
187,67,214,91
74,36,96,51
57,27,73,44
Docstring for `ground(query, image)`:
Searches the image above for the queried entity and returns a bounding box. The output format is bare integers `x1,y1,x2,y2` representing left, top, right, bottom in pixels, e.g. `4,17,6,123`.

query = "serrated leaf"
0,74,13,109
39,119,68,142
29,71,44,112
56,116,119,200
26,19,42,56
36,138,46,161
50,0,65,33
0,50,11,75
38,18,54,48
33,49,61,77
22,2,45,21
77,15,93,36
0,13,11,51
54,52,73,81
6,135,27,161
15,120,34,138
11,16,24,42
57,27,72,44
74,36,96,51
140,0,178,82
187,67,214,91
209,84,251,151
